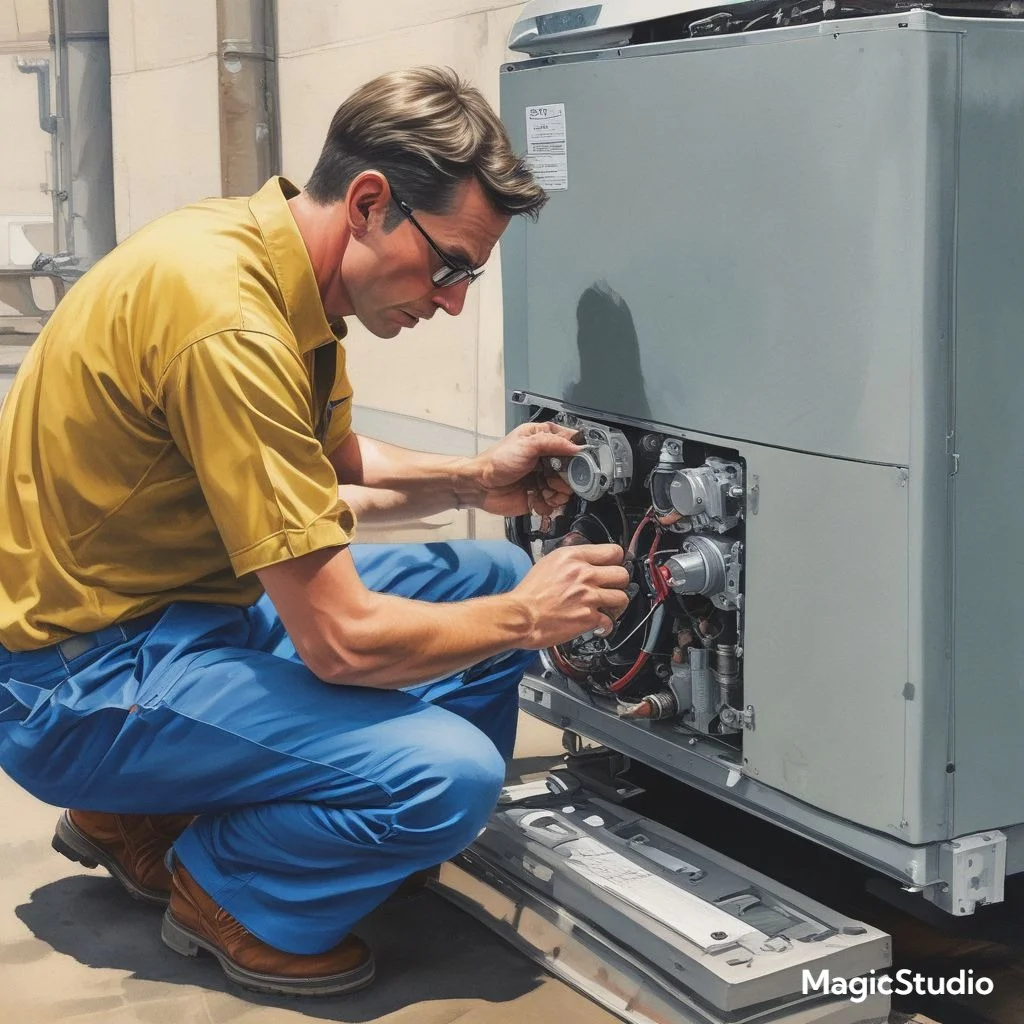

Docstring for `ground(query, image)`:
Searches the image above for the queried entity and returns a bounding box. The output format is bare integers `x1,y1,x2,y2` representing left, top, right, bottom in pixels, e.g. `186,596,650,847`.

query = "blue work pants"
0,540,535,954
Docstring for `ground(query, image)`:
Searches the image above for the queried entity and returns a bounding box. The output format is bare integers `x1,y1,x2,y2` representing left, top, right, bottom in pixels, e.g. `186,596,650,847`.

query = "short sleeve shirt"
0,177,356,650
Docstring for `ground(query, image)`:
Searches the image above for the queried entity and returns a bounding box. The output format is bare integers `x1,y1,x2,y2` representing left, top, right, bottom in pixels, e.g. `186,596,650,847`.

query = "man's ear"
346,171,390,238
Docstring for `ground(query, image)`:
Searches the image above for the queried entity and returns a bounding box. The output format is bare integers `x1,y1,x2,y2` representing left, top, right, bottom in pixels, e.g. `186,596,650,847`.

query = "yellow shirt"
0,177,356,651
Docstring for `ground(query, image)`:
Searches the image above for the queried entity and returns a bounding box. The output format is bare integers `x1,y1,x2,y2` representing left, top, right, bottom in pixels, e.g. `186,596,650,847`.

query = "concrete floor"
0,714,619,1024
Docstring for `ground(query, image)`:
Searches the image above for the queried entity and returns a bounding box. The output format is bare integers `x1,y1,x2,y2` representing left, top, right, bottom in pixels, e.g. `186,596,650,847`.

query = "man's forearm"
316,588,536,688
337,435,485,521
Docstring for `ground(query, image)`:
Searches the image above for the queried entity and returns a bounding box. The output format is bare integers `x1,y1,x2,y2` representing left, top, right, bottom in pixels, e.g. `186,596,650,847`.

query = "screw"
711,931,728,941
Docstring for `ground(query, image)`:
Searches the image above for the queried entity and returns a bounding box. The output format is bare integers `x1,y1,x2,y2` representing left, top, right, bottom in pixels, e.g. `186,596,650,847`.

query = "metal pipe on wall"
50,0,116,272
217,0,280,197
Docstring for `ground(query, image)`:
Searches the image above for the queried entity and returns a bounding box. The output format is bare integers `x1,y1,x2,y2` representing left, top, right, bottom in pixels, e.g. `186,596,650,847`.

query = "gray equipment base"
520,670,1016,914
434,780,891,1024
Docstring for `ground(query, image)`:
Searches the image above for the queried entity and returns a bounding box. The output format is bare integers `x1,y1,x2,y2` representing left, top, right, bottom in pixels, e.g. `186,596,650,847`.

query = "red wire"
550,643,587,680
609,649,650,692
628,509,653,556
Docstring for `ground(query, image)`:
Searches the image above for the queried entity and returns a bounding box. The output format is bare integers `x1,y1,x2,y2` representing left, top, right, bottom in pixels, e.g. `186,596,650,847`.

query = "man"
0,67,629,996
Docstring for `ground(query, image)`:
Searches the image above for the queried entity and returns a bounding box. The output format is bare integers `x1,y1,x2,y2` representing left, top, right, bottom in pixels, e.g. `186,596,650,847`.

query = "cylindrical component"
566,446,606,501
645,691,678,720
712,643,738,677
717,675,742,711
667,550,712,593
712,643,742,728
617,692,678,720
665,535,732,598
668,466,718,517
689,647,715,731
650,439,685,515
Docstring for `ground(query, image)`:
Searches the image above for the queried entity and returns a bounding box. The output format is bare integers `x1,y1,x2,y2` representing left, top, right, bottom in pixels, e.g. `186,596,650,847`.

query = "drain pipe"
217,0,280,197
50,0,115,273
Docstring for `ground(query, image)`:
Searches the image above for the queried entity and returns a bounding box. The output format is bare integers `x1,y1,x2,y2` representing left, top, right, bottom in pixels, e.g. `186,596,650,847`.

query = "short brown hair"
306,67,547,225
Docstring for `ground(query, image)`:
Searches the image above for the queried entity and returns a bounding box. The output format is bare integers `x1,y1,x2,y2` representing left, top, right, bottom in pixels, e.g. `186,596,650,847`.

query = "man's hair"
305,66,547,226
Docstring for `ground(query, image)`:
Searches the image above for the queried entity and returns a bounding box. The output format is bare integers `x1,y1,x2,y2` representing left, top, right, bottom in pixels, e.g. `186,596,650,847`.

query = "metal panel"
950,23,1024,834
738,446,910,834
435,784,891,1022
501,21,959,464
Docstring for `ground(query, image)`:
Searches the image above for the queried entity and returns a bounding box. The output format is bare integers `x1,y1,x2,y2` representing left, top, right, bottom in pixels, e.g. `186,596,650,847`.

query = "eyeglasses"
391,190,484,289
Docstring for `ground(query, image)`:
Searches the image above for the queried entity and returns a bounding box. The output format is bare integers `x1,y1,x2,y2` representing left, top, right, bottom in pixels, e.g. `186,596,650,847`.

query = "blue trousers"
0,540,535,954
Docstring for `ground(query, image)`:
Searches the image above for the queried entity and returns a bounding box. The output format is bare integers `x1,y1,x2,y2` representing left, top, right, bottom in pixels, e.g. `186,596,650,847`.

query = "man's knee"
390,719,505,853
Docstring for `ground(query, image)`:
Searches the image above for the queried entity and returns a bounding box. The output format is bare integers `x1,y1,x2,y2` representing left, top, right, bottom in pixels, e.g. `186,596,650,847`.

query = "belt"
56,609,166,662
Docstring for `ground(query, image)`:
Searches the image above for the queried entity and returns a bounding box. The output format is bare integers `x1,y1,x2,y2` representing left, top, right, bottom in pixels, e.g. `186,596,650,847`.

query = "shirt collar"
248,176,347,354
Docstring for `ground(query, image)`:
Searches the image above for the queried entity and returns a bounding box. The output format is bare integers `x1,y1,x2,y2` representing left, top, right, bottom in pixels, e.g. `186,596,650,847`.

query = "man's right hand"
514,544,631,650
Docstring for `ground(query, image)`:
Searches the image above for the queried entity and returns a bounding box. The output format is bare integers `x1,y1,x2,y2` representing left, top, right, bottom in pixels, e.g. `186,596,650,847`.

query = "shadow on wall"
15,875,543,1020
564,283,651,421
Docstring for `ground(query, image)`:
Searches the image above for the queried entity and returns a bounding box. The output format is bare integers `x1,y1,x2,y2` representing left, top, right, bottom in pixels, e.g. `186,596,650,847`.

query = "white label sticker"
526,103,568,191
525,154,568,191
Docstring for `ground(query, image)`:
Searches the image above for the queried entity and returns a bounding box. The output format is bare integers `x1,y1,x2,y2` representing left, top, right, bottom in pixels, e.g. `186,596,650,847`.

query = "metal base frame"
433,853,890,1024
520,671,1020,911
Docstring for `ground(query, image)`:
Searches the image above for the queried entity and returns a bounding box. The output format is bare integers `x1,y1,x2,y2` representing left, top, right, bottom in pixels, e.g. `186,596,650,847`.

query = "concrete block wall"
107,0,221,240
0,0,53,233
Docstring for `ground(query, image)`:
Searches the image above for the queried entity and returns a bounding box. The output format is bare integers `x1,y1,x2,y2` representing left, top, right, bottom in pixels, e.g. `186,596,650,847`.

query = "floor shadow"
16,874,544,1020
508,753,564,781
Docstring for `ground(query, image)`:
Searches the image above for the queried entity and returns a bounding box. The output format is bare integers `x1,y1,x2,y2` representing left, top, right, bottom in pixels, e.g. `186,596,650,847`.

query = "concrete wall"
107,0,220,240
0,0,54,257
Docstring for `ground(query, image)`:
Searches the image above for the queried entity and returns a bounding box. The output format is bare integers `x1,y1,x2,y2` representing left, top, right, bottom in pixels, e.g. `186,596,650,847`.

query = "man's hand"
471,421,582,517
514,543,631,648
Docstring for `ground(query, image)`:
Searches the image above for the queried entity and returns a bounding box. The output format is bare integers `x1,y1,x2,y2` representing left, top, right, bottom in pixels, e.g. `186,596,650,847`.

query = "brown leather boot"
161,863,375,996
52,810,195,906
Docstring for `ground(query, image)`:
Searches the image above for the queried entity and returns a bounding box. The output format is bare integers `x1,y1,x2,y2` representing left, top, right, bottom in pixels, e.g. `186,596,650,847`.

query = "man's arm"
256,542,630,688
329,431,482,523
329,422,581,523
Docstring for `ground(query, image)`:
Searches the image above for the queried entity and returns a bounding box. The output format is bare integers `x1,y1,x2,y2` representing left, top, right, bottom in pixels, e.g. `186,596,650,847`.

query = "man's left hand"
471,422,581,517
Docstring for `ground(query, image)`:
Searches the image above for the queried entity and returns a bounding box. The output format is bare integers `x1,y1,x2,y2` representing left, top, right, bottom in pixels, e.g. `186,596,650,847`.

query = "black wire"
612,494,630,549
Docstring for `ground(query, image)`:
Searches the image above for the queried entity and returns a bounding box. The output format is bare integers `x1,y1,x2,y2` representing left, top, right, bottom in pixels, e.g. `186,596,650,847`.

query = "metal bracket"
560,741,645,803
746,473,759,515
923,830,1006,915
720,703,755,731
16,58,57,135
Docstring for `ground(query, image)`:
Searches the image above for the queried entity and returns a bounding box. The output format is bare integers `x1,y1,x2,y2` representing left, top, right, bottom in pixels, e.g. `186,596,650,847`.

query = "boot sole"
161,911,376,996
52,811,170,907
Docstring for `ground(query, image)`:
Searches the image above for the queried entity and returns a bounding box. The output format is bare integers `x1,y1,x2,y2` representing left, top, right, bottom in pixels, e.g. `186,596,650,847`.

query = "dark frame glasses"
390,190,484,289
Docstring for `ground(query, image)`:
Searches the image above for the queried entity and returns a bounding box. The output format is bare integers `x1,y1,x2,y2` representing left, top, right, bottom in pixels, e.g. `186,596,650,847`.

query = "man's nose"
431,280,470,317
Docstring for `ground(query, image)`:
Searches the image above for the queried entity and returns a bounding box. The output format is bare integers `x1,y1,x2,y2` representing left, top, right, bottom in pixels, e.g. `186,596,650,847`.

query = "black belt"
56,609,166,661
